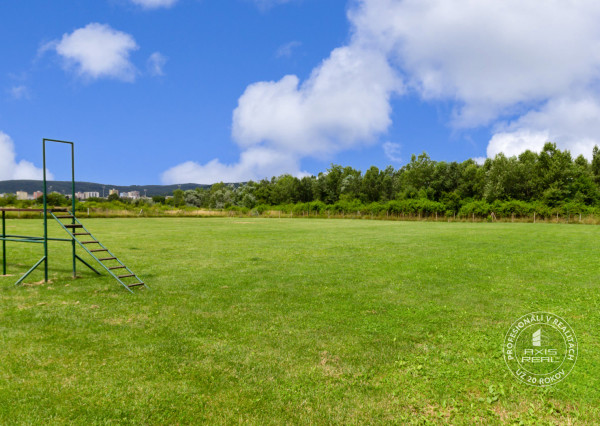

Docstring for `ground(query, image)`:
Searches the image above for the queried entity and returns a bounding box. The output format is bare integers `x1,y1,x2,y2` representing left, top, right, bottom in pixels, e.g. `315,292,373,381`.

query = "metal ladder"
51,212,148,293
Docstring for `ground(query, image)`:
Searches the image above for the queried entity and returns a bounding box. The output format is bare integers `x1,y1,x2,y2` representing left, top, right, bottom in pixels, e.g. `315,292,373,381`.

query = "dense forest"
3,142,600,220
173,142,600,219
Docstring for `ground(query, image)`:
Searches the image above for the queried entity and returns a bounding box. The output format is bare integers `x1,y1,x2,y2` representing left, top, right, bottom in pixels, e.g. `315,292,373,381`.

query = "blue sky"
2,0,600,185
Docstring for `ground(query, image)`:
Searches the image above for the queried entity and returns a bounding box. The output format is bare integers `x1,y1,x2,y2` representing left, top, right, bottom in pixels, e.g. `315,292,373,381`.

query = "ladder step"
53,214,147,292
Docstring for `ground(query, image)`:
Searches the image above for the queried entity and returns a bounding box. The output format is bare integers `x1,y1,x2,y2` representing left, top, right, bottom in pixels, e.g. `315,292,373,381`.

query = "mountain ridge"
0,180,210,197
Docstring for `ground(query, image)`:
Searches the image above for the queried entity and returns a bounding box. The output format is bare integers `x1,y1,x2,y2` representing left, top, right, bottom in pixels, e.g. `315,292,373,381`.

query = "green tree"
41,192,68,206
173,189,185,207
297,176,316,202
401,152,435,193
107,193,120,202
271,175,299,204
591,145,600,185
362,166,382,202
316,164,344,204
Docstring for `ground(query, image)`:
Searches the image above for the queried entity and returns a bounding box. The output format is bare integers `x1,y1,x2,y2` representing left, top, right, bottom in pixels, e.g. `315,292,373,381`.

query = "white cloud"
0,131,52,180
130,0,178,9
382,141,401,163
233,47,400,156
488,96,600,159
276,41,301,58
163,45,400,183
351,0,600,127
487,130,550,159
9,85,30,100
46,23,139,82
252,0,294,10
161,148,301,184
147,52,167,76
350,0,600,159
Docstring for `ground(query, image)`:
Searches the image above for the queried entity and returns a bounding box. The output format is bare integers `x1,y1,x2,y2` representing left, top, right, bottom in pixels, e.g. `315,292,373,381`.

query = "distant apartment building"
75,192,85,200
119,191,140,199
83,192,100,199
109,189,119,196
16,191,28,200
32,191,43,199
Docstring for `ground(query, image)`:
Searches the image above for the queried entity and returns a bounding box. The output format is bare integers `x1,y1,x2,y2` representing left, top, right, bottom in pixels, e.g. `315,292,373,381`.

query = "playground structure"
0,139,147,293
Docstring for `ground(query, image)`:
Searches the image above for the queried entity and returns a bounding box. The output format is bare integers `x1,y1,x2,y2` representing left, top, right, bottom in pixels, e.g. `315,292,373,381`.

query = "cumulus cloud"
382,141,401,163
233,47,400,156
130,0,178,9
45,23,139,82
163,45,400,183
351,0,600,158
9,85,30,100
147,52,167,76
161,148,301,184
352,0,600,127
0,132,52,180
488,96,600,159
276,41,301,58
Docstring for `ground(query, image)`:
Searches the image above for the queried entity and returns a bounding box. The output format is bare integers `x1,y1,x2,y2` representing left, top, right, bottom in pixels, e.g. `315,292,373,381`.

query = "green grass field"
1,218,599,424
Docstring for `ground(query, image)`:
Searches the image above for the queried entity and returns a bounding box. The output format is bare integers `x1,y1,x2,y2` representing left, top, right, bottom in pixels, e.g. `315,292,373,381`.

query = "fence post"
533,212,536,223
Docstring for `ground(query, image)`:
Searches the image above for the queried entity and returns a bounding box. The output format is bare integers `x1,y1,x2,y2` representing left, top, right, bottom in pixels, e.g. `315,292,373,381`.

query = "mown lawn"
0,217,599,424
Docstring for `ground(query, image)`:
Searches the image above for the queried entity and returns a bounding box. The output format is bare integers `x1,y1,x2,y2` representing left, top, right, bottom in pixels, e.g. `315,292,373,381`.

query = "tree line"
171,143,600,219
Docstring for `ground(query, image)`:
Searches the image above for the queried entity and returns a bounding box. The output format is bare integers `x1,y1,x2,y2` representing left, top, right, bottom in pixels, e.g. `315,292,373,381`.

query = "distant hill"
0,180,210,197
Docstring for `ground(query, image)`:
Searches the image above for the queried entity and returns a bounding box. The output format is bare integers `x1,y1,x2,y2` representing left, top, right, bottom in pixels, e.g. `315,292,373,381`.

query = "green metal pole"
71,143,76,278
15,257,46,286
43,139,48,282
2,210,6,275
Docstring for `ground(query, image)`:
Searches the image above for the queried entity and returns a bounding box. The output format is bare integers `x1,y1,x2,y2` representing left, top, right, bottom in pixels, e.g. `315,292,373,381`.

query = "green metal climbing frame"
0,138,147,293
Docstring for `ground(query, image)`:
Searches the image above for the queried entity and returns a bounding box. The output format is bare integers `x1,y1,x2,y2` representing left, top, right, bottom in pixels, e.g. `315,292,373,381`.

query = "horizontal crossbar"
0,237,44,244
0,208,68,212
0,235,73,242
